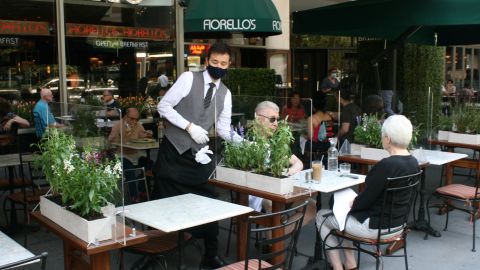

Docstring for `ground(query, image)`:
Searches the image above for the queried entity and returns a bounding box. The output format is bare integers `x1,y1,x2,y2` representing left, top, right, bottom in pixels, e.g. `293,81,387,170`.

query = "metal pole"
56,0,67,112
176,0,185,77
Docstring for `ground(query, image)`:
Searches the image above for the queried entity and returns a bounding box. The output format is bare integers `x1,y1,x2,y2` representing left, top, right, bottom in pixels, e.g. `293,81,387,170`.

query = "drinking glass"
339,163,351,176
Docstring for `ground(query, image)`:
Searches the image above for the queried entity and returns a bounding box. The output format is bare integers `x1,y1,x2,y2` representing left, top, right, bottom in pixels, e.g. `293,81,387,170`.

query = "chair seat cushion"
334,229,404,245
436,184,479,200
219,259,273,270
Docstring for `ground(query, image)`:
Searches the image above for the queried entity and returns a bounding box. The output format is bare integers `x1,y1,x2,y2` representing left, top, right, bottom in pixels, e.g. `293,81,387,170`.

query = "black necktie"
204,82,215,109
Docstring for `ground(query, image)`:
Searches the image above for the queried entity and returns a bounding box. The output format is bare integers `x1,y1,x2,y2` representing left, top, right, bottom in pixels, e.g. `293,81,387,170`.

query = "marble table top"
119,193,253,233
0,231,37,267
414,149,467,166
292,169,366,193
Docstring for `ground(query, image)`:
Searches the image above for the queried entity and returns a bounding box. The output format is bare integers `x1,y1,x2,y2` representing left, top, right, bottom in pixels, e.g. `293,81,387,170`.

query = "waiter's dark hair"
207,41,231,58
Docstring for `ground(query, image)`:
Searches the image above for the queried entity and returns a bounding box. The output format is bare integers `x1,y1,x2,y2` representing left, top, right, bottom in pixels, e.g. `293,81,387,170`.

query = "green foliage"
222,68,276,97
399,44,444,137
354,114,421,149
71,105,98,138
450,105,480,134
354,114,383,148
437,114,453,131
34,128,121,217
269,120,294,177
223,119,294,178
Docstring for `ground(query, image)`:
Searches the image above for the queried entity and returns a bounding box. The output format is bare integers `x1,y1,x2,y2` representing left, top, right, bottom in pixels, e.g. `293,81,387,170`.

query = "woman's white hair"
381,115,412,148
255,101,279,114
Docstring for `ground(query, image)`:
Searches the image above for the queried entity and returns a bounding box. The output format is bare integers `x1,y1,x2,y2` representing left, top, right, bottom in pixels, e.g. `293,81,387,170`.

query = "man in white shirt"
153,42,239,269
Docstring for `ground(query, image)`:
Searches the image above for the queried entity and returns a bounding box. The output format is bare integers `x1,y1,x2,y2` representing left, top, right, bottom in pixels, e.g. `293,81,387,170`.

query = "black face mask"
207,65,228,80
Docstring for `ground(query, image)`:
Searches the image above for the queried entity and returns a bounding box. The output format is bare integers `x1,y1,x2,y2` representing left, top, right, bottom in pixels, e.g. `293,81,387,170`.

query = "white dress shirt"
158,70,240,141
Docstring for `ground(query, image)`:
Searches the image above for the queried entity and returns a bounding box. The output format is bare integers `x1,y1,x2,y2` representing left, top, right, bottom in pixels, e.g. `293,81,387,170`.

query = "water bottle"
327,137,339,171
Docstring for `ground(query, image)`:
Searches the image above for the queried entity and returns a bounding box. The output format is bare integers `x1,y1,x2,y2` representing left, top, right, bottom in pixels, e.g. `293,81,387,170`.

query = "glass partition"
35,101,126,246
213,95,314,198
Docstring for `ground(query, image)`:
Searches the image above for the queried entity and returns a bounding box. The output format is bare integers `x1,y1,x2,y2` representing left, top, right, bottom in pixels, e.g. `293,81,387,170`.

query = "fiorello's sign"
203,19,281,32
203,19,257,31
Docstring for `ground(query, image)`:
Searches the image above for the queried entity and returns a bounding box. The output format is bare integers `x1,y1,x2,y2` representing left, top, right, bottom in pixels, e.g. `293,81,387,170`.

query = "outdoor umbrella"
184,0,282,38
292,0,480,46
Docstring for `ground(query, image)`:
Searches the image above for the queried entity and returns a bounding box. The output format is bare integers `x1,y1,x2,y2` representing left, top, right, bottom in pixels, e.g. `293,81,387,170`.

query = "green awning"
292,0,480,45
184,0,282,38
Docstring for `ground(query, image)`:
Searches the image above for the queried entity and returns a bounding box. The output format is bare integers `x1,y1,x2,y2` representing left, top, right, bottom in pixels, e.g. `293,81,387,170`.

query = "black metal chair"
426,159,480,252
119,167,192,270
219,200,309,270
323,171,421,270
0,251,48,270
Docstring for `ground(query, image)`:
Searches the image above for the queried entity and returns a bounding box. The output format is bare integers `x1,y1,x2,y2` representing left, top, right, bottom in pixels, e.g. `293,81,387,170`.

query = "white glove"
195,146,213,164
187,123,209,144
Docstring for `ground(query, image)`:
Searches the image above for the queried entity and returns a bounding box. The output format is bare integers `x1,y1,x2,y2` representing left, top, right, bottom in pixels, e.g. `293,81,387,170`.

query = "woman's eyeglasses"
258,114,280,123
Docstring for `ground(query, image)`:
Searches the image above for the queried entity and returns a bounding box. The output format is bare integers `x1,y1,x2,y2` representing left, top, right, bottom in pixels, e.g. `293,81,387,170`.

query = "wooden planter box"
246,172,294,195
360,147,390,161
447,132,480,145
215,166,247,187
40,196,114,243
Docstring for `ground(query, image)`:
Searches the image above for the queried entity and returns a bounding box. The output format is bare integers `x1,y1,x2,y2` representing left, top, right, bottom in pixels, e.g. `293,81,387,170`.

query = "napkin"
195,146,213,164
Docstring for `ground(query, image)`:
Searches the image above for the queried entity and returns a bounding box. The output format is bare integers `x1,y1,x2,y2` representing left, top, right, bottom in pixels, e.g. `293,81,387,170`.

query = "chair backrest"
376,170,422,240
0,251,48,270
245,200,309,270
33,111,46,138
122,167,149,206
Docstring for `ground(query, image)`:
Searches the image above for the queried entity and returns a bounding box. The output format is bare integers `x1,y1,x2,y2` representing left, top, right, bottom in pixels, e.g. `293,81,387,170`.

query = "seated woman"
281,91,306,123
305,99,334,163
316,115,420,270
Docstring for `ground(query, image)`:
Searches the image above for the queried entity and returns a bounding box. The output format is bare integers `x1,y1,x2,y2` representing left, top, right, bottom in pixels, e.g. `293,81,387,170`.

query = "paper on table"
333,188,358,231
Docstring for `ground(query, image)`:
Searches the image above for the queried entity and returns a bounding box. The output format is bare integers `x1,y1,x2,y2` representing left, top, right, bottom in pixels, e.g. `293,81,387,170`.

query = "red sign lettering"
189,44,210,55
66,23,170,41
0,20,49,36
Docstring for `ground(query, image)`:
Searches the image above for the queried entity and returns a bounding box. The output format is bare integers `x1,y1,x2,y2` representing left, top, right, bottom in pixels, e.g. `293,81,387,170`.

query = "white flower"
113,161,122,176
104,165,112,175
63,159,74,174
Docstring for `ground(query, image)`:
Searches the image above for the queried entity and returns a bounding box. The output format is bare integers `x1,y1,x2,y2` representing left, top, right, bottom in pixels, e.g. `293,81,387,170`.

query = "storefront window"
0,1,57,102
0,0,175,103
64,1,175,99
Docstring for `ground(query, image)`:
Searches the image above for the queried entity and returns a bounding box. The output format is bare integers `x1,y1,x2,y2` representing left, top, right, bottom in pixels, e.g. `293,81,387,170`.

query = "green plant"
354,114,421,149
354,114,383,148
223,118,294,178
34,128,121,218
223,68,276,97
71,105,98,138
450,105,480,134
269,120,294,177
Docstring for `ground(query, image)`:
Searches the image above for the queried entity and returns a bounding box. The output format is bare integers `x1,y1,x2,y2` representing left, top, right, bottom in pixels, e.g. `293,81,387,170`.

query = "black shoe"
201,255,227,269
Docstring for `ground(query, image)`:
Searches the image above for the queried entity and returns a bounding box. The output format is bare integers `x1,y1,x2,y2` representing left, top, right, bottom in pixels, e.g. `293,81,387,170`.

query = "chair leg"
444,203,450,231
425,194,434,240
403,239,409,270
473,208,477,252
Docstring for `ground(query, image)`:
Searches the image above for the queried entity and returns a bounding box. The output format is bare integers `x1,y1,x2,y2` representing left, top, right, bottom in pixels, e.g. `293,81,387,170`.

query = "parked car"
34,78,86,103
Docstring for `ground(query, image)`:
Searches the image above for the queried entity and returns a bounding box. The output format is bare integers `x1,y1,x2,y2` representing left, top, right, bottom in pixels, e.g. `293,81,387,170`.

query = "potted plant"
445,105,480,145
217,119,295,195
34,128,122,243
353,114,420,160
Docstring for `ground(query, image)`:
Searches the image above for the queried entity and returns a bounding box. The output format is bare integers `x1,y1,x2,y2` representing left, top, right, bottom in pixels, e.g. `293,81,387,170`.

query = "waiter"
153,42,240,269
